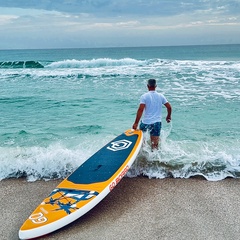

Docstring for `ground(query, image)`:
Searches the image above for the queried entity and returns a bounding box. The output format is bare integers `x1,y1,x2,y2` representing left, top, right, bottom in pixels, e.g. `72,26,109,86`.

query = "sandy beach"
1,177,240,240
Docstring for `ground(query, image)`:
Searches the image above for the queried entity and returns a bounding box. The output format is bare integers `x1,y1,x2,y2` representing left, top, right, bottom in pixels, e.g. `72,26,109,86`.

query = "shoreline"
1,177,240,240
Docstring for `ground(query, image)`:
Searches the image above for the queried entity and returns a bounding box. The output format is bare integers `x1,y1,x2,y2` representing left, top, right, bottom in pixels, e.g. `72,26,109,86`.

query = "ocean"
0,44,239,182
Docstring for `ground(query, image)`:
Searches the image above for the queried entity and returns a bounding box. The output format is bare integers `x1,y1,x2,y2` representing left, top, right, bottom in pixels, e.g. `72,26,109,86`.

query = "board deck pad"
19,129,143,239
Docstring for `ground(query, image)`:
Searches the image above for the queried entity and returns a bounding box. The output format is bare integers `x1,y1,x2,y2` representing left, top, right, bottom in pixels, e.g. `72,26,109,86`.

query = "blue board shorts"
140,122,161,137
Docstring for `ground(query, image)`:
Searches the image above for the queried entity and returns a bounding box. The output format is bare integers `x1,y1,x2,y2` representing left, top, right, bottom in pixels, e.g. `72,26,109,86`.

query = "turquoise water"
0,45,239,181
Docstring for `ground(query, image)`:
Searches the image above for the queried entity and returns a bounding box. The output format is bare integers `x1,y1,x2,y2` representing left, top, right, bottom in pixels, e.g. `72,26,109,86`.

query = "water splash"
127,122,240,181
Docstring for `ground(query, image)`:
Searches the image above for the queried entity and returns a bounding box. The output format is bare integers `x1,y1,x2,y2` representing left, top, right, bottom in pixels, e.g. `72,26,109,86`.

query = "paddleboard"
19,129,143,239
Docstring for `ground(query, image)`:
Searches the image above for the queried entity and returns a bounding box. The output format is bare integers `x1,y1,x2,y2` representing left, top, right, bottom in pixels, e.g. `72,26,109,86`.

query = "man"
132,79,172,150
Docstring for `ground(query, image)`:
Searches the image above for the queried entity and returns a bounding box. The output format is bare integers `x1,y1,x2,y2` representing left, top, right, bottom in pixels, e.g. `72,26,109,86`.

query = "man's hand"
166,116,171,123
164,102,172,123
132,123,138,130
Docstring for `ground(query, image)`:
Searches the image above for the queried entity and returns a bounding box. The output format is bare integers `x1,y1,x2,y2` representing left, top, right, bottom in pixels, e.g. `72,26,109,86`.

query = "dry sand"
1,177,240,240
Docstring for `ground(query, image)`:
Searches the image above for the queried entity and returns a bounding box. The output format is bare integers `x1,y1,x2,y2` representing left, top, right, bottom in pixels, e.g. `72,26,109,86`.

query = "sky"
0,0,240,49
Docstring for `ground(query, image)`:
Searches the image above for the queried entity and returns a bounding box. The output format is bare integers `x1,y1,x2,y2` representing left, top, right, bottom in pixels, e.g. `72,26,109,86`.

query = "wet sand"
1,177,240,240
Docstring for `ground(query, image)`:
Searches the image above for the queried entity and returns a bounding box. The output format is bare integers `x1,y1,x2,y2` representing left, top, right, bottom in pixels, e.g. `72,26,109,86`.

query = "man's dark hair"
147,79,156,87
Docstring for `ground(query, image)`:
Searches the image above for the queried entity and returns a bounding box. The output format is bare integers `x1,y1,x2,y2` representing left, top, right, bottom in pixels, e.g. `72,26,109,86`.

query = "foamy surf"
128,123,240,181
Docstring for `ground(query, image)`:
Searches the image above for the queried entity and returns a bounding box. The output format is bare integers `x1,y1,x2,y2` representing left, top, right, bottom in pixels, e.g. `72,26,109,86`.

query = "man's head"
147,79,157,89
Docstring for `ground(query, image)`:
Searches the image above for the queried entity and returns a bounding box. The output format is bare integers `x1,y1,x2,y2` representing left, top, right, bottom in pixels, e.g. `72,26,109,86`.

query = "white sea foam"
128,138,240,181
0,140,102,182
0,128,239,182
47,58,145,69
127,121,240,181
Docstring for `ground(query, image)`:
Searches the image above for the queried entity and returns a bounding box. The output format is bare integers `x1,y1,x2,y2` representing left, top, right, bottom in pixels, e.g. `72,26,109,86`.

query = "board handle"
125,129,141,136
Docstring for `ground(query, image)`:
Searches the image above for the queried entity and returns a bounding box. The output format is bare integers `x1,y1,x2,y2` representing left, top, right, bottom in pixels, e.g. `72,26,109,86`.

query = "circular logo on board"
107,139,132,151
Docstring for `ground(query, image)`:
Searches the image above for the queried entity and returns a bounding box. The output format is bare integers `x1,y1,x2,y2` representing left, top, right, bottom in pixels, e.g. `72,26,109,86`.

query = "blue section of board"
45,188,99,214
67,133,137,184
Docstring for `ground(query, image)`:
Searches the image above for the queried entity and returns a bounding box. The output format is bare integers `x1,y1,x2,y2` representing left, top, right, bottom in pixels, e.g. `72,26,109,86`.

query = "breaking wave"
1,125,239,182
0,61,44,69
47,58,145,68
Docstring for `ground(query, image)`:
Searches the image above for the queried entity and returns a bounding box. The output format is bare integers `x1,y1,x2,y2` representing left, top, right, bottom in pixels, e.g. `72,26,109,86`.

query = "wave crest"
47,58,145,68
0,61,44,69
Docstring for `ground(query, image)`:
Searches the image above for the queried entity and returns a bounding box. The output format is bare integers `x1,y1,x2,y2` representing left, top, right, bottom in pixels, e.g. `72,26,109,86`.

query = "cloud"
0,0,239,49
0,14,17,25
1,0,238,17
1,1,239,20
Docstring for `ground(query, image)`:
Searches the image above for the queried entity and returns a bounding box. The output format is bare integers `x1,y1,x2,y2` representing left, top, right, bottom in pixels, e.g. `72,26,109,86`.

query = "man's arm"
132,104,145,129
164,102,172,123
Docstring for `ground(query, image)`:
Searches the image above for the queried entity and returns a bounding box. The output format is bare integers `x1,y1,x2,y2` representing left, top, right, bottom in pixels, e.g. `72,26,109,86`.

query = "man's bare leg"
151,136,159,150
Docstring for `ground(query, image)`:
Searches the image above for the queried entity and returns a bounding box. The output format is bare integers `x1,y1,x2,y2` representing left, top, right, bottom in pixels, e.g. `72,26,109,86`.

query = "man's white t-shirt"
140,90,168,124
